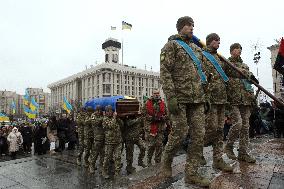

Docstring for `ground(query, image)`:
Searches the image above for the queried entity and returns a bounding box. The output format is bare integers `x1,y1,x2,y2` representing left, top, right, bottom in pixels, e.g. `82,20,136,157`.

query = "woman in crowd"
7,127,23,159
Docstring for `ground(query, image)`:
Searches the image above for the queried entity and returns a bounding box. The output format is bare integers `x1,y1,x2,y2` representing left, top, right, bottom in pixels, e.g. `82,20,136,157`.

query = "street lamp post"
253,51,261,104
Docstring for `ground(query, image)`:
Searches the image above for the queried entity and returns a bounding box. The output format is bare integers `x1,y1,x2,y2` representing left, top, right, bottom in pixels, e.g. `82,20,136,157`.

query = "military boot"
126,165,136,175
76,157,81,166
138,160,147,168
224,144,237,160
89,165,95,174
238,153,256,163
200,155,206,166
147,157,152,167
160,160,172,178
84,160,89,168
102,169,110,179
184,173,210,187
213,158,234,172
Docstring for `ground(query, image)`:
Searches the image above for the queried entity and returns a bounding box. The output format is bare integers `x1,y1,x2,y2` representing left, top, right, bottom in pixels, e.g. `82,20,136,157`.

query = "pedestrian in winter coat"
34,123,49,155
7,127,23,159
20,123,33,154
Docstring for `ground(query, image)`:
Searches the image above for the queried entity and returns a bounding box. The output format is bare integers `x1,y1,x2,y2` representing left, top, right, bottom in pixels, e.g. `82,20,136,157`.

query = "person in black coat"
274,102,284,138
19,122,33,154
34,122,49,155
66,117,77,150
57,114,69,151
0,128,8,155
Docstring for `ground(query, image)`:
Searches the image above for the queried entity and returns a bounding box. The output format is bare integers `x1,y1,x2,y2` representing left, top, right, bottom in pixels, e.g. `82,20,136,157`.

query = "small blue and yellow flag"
11,100,16,114
23,105,36,119
62,97,73,114
23,89,29,106
122,21,132,30
30,97,39,112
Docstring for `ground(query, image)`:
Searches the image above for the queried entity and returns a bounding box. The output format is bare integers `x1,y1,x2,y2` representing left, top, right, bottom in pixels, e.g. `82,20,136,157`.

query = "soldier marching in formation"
73,16,260,188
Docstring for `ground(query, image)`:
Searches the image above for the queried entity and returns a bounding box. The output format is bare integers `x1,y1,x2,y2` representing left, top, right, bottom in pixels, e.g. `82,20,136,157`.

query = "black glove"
250,75,259,84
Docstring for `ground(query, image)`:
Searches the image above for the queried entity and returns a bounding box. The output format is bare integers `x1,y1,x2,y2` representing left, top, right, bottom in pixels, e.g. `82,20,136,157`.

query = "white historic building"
268,42,284,101
48,38,160,112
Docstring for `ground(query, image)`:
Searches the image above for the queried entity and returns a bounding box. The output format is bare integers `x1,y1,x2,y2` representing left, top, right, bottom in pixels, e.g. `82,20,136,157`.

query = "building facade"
48,38,160,112
26,88,50,115
0,90,23,117
268,42,284,101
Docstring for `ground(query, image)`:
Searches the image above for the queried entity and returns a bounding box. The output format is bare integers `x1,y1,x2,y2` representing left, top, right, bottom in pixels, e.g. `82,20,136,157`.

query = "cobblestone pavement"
0,135,283,189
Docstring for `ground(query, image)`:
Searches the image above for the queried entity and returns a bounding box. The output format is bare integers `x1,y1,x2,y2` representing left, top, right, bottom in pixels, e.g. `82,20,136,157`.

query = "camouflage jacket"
76,112,86,133
91,113,104,141
102,116,123,145
160,34,205,104
124,117,144,141
84,113,94,139
201,47,227,105
226,56,255,106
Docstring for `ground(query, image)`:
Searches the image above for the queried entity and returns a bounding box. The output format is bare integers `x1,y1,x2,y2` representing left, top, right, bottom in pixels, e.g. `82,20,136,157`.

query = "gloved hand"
168,97,179,115
250,75,259,84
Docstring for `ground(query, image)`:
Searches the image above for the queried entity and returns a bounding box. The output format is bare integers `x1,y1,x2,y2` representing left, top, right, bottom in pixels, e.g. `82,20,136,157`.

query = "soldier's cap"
206,33,220,46
86,106,94,112
176,16,194,32
230,43,242,53
105,105,113,112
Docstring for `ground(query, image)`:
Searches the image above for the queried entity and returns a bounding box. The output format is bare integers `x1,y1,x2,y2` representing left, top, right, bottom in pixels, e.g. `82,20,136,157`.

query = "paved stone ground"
0,135,283,189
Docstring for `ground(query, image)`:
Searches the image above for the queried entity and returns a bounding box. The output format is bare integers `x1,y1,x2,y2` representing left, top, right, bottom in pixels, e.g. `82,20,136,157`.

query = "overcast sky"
0,0,283,95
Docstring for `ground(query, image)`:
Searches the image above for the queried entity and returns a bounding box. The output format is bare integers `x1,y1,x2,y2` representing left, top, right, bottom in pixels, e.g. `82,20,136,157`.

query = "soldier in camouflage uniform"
76,108,86,166
224,43,257,163
201,33,233,172
144,90,166,166
83,106,94,168
89,105,105,173
102,105,123,179
124,114,146,174
160,16,210,187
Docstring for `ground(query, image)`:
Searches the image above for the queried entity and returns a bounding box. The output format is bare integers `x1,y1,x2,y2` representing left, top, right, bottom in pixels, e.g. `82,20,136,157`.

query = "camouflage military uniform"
201,47,233,172
102,113,123,178
144,97,166,165
124,116,146,174
76,111,86,166
225,56,256,163
83,112,94,167
89,112,104,173
160,34,207,181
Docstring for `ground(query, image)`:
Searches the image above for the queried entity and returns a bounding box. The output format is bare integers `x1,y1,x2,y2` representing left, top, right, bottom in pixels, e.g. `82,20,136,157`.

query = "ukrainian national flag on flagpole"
30,97,39,112
62,97,73,114
122,21,132,30
23,105,36,119
23,89,29,106
11,100,16,114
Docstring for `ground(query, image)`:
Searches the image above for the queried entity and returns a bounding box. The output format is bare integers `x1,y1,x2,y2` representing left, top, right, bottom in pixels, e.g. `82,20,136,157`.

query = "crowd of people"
0,114,78,160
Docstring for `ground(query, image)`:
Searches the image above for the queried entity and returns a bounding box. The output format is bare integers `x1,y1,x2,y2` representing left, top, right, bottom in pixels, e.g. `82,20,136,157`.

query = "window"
105,54,109,62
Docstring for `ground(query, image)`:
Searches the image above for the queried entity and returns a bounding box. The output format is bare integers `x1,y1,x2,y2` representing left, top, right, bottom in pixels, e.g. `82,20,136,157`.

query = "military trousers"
77,127,84,159
90,140,105,169
84,137,94,163
162,103,205,176
125,138,146,166
227,105,251,154
147,133,163,164
204,104,225,160
103,143,122,175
